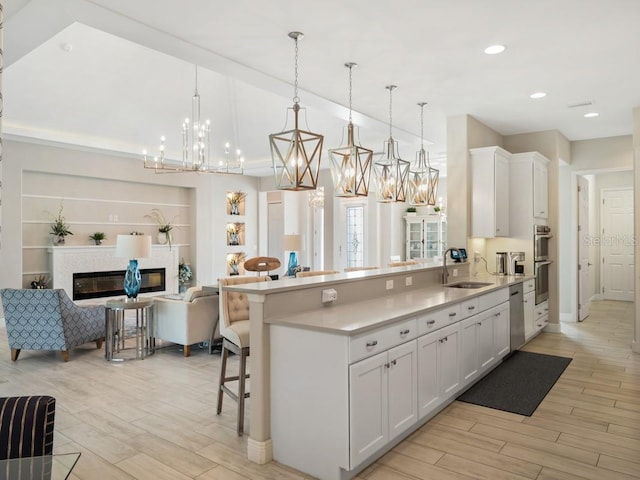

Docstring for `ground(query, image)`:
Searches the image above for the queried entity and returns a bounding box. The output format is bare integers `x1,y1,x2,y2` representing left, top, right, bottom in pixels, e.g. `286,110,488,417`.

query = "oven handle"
534,260,553,269
535,234,553,239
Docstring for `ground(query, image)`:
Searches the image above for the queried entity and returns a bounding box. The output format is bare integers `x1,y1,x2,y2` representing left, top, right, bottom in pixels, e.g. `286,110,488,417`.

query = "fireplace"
73,268,166,300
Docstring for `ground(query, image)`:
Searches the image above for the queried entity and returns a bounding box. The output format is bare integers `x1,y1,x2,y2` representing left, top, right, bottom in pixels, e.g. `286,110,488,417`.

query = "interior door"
601,188,634,301
577,176,591,320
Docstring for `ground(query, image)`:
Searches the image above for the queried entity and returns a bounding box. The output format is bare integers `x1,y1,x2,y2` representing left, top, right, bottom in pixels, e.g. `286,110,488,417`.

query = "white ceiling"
4,0,640,177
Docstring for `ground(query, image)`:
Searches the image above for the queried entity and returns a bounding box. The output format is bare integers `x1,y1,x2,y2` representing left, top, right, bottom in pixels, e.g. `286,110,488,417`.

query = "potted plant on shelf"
89,232,106,245
48,202,73,245
226,191,247,216
406,206,417,217
30,275,50,289
145,208,177,249
227,252,245,276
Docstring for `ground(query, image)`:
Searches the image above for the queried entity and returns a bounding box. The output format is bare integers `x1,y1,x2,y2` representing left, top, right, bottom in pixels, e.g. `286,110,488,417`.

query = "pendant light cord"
348,64,353,123
194,65,199,96
388,87,393,138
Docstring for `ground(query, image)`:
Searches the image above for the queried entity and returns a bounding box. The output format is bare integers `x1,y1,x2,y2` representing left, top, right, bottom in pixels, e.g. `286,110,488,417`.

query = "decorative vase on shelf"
157,231,171,245
229,233,239,245
53,235,66,246
230,263,239,276
230,203,240,215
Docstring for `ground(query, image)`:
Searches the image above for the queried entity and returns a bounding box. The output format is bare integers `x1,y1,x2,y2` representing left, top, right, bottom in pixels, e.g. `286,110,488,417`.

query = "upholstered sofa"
0,289,105,362
153,286,219,357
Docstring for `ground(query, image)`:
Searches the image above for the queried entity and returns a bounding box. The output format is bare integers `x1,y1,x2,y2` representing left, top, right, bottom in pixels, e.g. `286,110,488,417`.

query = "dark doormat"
457,351,572,416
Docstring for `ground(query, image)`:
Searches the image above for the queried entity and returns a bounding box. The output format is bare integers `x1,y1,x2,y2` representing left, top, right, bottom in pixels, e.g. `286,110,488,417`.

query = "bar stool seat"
216,275,270,435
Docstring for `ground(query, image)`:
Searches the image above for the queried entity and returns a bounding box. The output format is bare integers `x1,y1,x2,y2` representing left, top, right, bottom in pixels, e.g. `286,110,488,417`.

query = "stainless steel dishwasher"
509,284,525,352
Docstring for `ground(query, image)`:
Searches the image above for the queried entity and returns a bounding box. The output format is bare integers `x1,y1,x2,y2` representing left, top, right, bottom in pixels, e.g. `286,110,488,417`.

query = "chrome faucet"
442,248,461,284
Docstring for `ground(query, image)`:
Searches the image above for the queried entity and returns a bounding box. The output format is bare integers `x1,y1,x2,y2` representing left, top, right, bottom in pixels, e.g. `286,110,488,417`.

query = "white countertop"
264,273,532,335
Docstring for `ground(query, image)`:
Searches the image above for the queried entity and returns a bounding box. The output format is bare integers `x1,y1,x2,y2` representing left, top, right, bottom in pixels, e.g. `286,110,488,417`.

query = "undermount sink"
445,281,493,289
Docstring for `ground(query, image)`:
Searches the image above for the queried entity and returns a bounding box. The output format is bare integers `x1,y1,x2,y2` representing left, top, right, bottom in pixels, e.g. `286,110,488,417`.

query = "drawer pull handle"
366,340,378,347
468,305,475,311
496,312,501,316
392,359,397,366
400,329,410,335
448,312,457,317
427,320,436,326
385,362,390,368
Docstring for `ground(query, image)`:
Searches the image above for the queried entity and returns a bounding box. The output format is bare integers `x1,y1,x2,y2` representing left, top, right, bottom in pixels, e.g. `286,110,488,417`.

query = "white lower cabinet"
349,340,417,468
523,291,535,339
461,302,510,387
417,323,461,418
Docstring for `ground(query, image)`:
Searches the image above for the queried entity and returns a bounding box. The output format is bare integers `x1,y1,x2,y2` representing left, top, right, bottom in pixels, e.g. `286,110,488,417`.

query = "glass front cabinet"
404,215,447,260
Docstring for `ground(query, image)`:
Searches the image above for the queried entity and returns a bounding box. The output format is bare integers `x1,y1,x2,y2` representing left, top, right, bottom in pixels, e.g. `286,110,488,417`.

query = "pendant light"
374,85,410,203
329,63,373,197
408,102,439,206
269,32,324,191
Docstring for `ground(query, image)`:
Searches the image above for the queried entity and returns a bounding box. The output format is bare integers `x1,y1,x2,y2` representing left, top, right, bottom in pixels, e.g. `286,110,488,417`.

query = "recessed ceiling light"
530,92,546,99
584,112,599,118
60,43,73,52
484,45,506,55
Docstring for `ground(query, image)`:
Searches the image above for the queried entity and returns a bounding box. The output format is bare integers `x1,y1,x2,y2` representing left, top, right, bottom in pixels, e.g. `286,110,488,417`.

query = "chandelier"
408,102,439,206
144,65,214,173
216,142,244,174
373,85,410,203
329,63,373,197
269,32,324,191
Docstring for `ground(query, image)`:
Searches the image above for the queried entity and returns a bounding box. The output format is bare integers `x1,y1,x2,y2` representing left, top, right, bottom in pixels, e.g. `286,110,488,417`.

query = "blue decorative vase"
286,251,298,277
124,259,141,299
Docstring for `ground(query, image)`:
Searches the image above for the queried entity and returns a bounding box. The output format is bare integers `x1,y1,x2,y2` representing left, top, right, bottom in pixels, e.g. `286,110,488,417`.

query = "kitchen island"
212,264,533,479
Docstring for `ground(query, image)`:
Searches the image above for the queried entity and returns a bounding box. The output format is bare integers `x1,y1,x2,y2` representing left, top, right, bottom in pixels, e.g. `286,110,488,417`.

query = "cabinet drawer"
534,301,548,318
350,318,417,364
418,304,461,335
477,287,509,313
459,298,479,320
523,279,535,294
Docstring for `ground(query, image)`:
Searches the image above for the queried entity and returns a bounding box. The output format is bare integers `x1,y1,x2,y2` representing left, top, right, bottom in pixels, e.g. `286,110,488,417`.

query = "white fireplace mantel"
48,245,179,302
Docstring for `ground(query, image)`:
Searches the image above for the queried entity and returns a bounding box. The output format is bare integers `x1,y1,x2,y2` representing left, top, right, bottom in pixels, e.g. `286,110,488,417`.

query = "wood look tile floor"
1,300,639,479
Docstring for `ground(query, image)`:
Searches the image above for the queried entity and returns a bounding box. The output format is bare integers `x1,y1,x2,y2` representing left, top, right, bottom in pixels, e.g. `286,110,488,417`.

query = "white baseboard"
633,339,640,354
248,438,273,464
544,323,562,333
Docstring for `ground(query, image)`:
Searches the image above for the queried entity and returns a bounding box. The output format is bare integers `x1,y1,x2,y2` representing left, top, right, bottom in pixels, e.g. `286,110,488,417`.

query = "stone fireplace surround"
48,245,179,304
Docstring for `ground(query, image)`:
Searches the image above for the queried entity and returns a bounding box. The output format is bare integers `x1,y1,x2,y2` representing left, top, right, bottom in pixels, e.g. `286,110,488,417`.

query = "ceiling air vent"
567,100,593,108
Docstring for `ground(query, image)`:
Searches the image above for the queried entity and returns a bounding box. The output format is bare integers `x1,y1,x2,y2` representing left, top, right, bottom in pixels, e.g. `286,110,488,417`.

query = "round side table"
105,298,155,361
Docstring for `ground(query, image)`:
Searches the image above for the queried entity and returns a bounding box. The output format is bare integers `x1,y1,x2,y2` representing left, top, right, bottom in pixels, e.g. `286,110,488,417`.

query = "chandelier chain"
293,35,300,104
388,87,393,138
348,64,353,123
420,103,424,148
194,65,199,95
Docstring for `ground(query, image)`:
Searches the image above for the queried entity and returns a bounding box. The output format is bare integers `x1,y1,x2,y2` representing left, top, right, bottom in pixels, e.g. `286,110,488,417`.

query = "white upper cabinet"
509,152,550,237
470,146,511,238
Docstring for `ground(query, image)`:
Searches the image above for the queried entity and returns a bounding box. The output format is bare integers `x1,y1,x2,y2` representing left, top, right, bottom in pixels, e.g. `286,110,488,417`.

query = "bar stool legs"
217,338,250,435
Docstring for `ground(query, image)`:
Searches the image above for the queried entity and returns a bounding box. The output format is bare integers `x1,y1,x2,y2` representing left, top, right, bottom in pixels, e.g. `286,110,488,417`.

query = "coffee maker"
496,252,508,276
508,251,525,276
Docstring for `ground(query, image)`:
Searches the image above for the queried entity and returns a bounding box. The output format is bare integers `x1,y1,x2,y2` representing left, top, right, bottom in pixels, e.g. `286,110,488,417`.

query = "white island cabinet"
269,282,513,480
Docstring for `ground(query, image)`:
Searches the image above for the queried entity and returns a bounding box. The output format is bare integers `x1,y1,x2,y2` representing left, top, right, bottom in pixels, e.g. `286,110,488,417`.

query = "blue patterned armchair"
1,289,105,362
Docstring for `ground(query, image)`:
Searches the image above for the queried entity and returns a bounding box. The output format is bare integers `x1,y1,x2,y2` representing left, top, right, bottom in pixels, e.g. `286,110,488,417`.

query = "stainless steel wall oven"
534,225,552,304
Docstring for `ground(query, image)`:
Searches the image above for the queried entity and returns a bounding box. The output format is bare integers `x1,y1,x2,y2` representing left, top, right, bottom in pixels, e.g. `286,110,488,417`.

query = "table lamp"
115,234,152,300
282,234,302,277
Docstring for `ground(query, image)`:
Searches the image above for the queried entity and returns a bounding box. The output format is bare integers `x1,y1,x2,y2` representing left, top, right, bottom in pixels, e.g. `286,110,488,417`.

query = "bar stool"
216,275,270,435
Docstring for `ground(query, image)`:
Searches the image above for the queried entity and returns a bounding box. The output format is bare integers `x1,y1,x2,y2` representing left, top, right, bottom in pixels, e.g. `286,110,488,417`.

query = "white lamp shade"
115,235,152,259
282,234,302,251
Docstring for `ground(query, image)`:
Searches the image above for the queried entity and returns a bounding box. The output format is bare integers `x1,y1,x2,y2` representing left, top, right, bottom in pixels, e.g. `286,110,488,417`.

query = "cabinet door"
460,316,479,386
494,153,510,236
533,161,548,219
438,323,461,397
477,311,495,372
349,351,388,467
387,341,418,440
417,331,439,418
493,303,510,359
523,291,535,338
406,219,424,260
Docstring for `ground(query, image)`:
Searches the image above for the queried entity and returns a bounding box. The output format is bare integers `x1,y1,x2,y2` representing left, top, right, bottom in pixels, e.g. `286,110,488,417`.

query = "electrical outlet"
386,280,394,290
474,251,481,263
452,269,458,277
322,289,338,303
405,276,412,286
